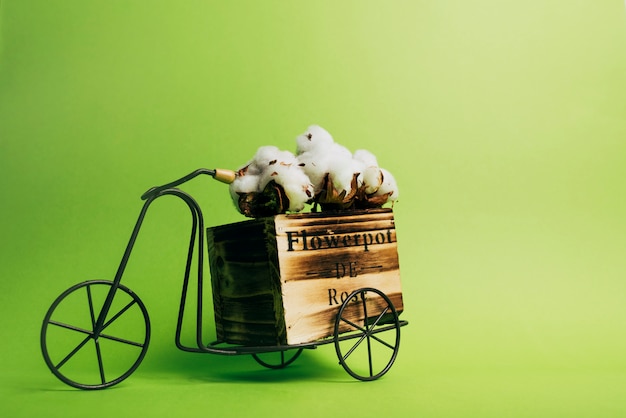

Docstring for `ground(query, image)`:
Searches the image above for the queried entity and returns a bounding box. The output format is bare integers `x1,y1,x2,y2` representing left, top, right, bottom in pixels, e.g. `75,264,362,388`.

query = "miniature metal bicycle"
40,169,408,390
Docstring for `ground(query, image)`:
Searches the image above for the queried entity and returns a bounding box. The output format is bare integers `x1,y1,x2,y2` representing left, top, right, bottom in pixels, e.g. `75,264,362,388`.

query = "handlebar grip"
213,168,236,184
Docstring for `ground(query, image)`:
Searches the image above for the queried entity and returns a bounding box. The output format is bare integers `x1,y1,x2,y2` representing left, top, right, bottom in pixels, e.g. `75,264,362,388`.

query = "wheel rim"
252,348,303,369
41,280,150,389
334,288,400,381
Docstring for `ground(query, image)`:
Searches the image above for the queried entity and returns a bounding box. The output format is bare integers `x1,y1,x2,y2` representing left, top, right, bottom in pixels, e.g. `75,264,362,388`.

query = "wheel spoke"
55,335,92,369
368,306,390,329
367,337,373,377
363,306,396,350
340,332,369,361
94,339,106,385
101,299,137,331
48,320,93,336
361,292,369,326
87,284,97,328
98,332,145,348
339,316,368,334
367,332,397,351
363,295,373,377
339,305,389,335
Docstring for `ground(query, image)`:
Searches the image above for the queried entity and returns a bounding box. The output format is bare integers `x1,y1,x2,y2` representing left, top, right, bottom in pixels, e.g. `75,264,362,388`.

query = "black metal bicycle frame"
93,168,314,356
92,169,217,355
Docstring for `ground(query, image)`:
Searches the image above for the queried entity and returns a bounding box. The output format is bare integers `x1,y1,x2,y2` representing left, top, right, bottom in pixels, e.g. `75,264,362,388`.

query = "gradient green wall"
1,1,625,417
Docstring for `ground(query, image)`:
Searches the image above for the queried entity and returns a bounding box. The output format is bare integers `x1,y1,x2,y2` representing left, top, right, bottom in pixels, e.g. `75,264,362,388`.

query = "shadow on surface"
138,345,345,384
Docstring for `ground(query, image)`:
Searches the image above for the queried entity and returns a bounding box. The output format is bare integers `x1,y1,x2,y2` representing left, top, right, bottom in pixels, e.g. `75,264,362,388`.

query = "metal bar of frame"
92,197,154,338
89,169,216,356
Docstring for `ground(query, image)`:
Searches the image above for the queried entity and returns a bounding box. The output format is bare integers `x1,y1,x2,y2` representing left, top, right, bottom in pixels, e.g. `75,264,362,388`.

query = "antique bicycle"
40,168,407,389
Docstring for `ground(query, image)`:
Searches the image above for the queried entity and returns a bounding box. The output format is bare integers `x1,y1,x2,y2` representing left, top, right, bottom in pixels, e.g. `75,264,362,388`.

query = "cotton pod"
250,145,286,174
296,127,353,194
229,145,314,215
228,171,261,204
327,153,364,195
296,150,329,191
295,125,334,154
353,149,378,167
280,176,313,212
353,149,383,195
259,160,313,212
374,168,399,201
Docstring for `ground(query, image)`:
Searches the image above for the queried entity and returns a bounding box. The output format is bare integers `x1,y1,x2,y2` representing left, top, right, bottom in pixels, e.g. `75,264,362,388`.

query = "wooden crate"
206,208,403,346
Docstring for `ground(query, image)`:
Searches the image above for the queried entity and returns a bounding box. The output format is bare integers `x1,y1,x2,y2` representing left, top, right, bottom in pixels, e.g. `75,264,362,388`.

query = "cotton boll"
235,145,314,213
329,142,353,161
328,155,364,194
296,125,334,154
352,149,379,193
263,164,314,212
229,172,261,206
251,145,283,172
360,166,383,194
374,168,399,201
244,145,300,177
229,146,286,211
261,163,311,209
297,150,332,192
352,149,386,195
295,125,353,193
274,148,300,167
353,149,378,167
329,158,357,192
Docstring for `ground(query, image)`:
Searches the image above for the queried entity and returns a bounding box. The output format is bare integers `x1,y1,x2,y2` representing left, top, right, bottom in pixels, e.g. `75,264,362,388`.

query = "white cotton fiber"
374,168,399,201
327,155,364,194
262,164,313,212
295,125,334,154
353,149,382,194
296,127,353,194
229,171,260,203
353,149,378,167
230,145,313,213
360,166,383,194
296,147,331,191
230,125,399,216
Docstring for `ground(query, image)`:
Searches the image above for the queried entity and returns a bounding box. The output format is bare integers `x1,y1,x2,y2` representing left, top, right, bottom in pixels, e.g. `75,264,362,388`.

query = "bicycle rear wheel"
252,348,303,369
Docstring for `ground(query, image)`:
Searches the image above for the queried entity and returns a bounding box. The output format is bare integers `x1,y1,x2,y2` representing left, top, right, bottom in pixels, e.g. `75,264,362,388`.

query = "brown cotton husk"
237,180,290,218
353,190,393,209
315,173,360,211
314,172,394,211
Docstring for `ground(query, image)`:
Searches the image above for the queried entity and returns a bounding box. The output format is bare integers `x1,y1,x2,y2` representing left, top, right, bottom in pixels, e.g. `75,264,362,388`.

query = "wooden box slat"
206,208,403,346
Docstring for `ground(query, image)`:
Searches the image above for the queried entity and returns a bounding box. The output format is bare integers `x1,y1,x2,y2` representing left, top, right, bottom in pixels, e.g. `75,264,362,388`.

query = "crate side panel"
274,210,403,345
281,272,403,344
207,218,286,345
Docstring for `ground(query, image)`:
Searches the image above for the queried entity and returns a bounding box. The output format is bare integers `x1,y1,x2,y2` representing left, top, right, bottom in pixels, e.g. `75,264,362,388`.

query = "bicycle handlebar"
141,168,236,200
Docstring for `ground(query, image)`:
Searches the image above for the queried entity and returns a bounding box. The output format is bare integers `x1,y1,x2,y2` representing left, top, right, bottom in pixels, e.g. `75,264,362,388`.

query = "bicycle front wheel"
334,287,400,381
41,280,150,389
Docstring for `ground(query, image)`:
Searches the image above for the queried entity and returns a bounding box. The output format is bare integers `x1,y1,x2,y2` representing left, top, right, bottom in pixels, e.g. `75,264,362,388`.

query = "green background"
1,0,625,416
